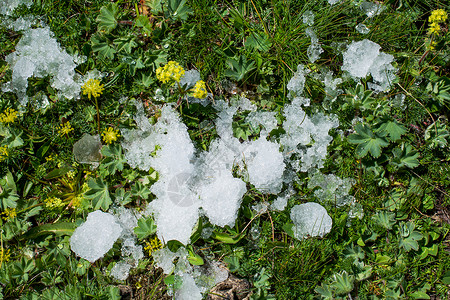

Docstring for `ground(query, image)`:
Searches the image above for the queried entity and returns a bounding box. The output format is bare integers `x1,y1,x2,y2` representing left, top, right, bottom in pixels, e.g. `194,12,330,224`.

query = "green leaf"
91,35,116,60
212,231,244,244
391,143,419,168
20,222,76,240
410,291,430,299
187,245,204,266
100,144,126,176
167,240,184,251
134,216,157,240
84,178,112,210
245,32,272,52
377,118,407,141
167,0,193,21
348,123,389,158
0,187,19,210
399,222,423,252
45,166,72,180
96,3,118,33
442,271,450,285
342,244,365,263
224,55,256,82
372,211,396,230
330,271,354,295
113,36,137,54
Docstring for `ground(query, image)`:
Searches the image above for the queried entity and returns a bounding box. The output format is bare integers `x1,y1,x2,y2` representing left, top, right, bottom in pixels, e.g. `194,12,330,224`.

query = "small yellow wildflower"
0,145,8,162
428,22,441,35
426,39,437,51
192,80,207,99
57,121,74,136
0,108,19,125
44,197,64,209
102,127,120,144
429,9,448,23
70,194,83,209
66,170,76,179
0,247,10,264
2,208,17,220
82,78,104,100
84,170,93,178
156,61,185,83
144,236,162,256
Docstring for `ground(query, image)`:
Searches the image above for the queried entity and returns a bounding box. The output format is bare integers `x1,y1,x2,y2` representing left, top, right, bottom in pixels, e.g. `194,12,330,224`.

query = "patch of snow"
70,210,123,263
290,202,332,239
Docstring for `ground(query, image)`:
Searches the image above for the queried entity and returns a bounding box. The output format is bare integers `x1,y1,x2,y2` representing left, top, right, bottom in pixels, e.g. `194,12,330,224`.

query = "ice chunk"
180,69,201,89
193,261,228,293
153,247,188,274
110,261,132,281
328,0,342,4
355,23,370,34
271,188,294,211
322,70,343,100
341,39,396,91
240,138,285,194
290,202,332,239
4,27,81,106
287,64,308,95
121,237,144,262
305,28,323,63
308,172,355,207
73,134,102,165
360,1,384,18
175,273,202,300
245,111,278,136
70,210,123,263
200,173,246,227
0,0,33,16
303,11,314,26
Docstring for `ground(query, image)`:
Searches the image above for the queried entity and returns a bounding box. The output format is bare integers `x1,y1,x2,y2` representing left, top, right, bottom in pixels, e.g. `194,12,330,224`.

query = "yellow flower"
429,9,448,23
57,121,74,136
44,197,64,209
0,247,10,264
156,61,185,84
2,208,17,220
66,171,76,179
428,22,441,35
0,108,19,125
70,194,83,209
102,127,120,144
192,80,207,99
426,39,437,51
0,145,8,162
82,78,104,100
144,236,162,255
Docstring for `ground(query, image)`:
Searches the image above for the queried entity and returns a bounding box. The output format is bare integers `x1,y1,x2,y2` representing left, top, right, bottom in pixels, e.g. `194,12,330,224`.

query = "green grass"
0,0,449,299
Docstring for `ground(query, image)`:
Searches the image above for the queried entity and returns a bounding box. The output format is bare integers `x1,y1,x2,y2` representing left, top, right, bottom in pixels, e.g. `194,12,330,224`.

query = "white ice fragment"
175,273,202,300
252,202,269,214
200,173,246,227
355,23,370,34
70,210,123,263
73,134,102,165
240,138,285,194
110,261,132,281
328,0,342,4
0,0,32,16
287,64,308,96
245,111,278,136
290,202,332,239
305,27,323,63
308,172,355,207
271,188,294,211
303,11,314,26
179,69,201,89
341,39,396,91
360,1,384,18
4,27,81,105
152,247,188,274
193,261,228,293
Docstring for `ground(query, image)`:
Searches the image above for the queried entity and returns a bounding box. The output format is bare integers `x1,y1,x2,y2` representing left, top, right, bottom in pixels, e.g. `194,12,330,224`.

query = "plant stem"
95,96,100,134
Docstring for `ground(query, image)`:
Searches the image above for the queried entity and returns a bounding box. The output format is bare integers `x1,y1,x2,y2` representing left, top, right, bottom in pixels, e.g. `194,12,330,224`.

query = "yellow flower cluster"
70,194,83,209
82,78,104,100
192,80,207,99
0,247,10,264
426,39,437,51
44,197,64,209
428,9,447,35
144,236,162,256
102,127,120,144
156,61,185,83
0,145,8,162
0,108,18,125
57,121,74,136
66,170,76,179
2,208,17,220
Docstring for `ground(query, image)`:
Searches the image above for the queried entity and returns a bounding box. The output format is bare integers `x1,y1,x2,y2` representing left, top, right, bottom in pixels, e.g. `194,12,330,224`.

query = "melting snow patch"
290,202,332,239
0,0,32,16
110,261,132,281
341,39,396,92
70,210,123,263
4,27,81,106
